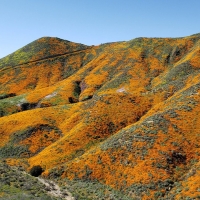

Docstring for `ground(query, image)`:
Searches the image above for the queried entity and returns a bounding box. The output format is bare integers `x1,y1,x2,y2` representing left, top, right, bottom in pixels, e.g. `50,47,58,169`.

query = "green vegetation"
0,94,26,117
30,165,44,177
59,179,131,200
0,161,59,199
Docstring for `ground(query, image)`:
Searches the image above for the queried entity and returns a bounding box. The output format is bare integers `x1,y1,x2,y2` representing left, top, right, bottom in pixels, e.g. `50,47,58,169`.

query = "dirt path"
37,177,75,200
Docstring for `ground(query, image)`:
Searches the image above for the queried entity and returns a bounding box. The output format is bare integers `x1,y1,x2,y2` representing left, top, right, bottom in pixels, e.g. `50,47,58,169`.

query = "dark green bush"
29,165,43,177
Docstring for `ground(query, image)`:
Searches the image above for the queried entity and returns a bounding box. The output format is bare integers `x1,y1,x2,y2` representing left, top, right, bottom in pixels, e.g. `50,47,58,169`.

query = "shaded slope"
0,34,200,199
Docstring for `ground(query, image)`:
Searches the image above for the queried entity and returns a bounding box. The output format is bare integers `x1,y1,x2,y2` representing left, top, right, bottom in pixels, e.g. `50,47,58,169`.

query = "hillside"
0,33,200,199
0,160,74,199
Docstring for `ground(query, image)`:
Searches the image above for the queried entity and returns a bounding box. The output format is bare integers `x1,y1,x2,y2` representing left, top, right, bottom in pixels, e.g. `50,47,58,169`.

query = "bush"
29,165,43,177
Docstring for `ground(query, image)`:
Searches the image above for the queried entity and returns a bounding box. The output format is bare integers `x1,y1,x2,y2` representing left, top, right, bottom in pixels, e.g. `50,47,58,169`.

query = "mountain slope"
0,37,88,68
0,34,200,199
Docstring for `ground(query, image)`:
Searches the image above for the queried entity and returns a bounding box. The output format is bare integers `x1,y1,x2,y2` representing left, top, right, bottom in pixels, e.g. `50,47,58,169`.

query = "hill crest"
0,33,200,199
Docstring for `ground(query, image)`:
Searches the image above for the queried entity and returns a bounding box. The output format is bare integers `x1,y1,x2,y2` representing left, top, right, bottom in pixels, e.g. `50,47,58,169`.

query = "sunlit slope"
61,75,200,199
0,33,200,199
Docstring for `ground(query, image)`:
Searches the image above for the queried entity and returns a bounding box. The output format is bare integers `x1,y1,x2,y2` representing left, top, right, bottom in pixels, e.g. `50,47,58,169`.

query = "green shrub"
29,165,43,177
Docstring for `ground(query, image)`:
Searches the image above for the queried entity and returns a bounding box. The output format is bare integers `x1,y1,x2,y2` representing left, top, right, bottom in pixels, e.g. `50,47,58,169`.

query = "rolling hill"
0,33,200,199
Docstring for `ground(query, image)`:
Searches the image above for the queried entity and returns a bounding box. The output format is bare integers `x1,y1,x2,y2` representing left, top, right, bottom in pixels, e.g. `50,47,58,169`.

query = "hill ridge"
0,33,200,199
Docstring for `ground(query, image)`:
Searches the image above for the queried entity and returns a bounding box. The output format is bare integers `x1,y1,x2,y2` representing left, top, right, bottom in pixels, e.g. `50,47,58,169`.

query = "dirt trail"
37,177,75,200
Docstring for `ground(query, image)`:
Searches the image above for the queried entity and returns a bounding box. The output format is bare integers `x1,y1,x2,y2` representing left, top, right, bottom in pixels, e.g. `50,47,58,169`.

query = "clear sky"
0,0,200,58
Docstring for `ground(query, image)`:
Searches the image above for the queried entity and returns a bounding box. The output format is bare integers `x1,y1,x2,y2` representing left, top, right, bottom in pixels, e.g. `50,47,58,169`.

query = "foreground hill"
0,33,200,199
0,160,74,199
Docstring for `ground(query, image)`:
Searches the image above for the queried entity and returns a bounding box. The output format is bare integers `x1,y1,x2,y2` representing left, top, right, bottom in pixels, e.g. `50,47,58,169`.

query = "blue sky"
0,0,199,58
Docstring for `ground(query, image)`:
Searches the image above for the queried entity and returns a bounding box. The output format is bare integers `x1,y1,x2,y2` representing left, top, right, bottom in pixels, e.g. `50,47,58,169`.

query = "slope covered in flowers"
0,33,200,199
